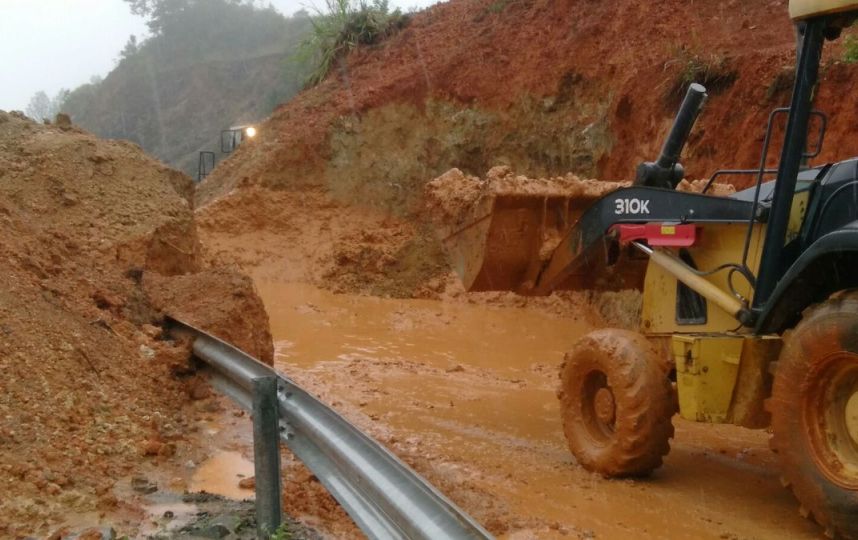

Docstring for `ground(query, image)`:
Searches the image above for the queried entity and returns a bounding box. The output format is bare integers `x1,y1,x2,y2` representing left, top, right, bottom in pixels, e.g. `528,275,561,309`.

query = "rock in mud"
188,523,231,539
238,476,256,490
131,477,158,494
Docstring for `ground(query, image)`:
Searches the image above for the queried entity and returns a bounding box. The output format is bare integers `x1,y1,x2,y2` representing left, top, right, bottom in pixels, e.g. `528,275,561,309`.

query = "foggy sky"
0,0,438,112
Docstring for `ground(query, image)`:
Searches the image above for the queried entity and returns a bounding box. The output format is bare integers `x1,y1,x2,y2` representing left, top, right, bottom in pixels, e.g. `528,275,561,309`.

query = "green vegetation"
765,66,795,101
843,35,858,63
301,0,409,87
269,523,293,540
486,0,514,15
667,45,737,99
58,0,314,176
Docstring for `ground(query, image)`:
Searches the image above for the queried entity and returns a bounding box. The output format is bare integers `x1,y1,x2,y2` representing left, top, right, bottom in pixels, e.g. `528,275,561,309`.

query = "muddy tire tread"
769,290,858,540
559,329,675,477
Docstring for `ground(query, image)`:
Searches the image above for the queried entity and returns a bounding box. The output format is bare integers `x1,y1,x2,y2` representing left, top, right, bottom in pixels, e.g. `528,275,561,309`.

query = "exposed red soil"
199,0,858,209
0,112,271,537
425,165,627,224
144,269,273,364
196,185,449,298
194,0,858,304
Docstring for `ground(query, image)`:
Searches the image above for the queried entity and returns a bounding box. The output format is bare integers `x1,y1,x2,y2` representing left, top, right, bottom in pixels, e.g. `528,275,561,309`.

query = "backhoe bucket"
442,192,602,293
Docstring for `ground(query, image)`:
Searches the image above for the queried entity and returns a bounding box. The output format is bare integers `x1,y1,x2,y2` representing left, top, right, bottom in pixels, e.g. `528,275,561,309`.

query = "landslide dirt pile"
195,165,639,308
676,178,737,196
196,186,447,298
425,165,627,225
145,269,273,363
0,111,271,537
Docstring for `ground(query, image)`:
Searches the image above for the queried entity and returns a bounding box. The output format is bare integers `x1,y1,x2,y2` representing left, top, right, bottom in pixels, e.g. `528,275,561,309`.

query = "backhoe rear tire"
558,329,675,477
770,291,858,540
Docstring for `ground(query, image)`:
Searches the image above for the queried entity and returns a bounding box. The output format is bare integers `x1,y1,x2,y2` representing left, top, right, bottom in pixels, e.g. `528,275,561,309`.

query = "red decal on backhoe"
613,223,698,247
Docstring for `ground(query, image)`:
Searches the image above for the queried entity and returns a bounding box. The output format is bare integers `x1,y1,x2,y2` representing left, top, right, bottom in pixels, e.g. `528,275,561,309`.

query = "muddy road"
247,280,819,540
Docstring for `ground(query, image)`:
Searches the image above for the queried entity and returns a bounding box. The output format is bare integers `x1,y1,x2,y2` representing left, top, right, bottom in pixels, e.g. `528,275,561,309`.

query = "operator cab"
730,168,822,205
730,158,858,248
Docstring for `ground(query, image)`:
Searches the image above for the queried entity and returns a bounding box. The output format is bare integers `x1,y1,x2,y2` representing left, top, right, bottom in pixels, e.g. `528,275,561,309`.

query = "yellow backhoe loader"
438,2,858,537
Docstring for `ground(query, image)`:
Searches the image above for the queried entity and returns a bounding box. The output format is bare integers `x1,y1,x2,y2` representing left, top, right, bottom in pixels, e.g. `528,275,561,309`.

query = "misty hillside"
62,0,313,177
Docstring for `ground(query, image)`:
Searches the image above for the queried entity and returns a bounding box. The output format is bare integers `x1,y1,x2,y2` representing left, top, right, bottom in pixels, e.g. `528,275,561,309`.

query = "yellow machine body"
641,223,765,334
641,192,808,335
641,193,809,426
790,0,858,19
672,334,781,427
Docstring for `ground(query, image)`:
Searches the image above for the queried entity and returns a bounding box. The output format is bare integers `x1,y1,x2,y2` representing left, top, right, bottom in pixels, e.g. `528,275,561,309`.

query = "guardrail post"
252,376,282,538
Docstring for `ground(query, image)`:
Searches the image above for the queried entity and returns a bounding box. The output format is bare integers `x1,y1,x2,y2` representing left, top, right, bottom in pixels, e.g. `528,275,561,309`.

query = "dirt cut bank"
0,111,272,538
194,0,858,304
198,0,858,218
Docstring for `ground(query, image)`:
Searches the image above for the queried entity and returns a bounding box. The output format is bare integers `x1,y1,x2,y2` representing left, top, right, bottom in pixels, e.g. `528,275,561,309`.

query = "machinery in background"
196,124,259,182
221,124,258,154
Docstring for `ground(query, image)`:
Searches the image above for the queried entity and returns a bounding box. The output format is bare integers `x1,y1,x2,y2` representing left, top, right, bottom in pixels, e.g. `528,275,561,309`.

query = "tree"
125,0,190,34
25,89,70,122
25,91,52,121
120,35,139,60
54,89,70,112
124,0,253,35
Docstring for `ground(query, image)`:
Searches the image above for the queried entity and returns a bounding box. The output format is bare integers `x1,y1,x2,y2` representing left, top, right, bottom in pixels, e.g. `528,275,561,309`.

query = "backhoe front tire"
558,329,675,477
770,292,858,539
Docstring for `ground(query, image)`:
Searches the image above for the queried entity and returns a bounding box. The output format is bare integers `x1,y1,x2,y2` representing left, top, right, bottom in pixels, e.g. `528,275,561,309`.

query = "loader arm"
532,187,755,294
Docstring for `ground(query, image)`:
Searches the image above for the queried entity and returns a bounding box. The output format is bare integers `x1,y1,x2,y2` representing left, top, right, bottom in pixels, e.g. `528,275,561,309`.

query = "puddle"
257,281,591,446
139,500,199,536
257,281,589,374
189,451,255,500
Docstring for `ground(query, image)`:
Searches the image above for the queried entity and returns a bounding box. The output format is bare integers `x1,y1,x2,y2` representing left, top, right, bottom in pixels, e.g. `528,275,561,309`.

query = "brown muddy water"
252,281,820,540
189,451,255,500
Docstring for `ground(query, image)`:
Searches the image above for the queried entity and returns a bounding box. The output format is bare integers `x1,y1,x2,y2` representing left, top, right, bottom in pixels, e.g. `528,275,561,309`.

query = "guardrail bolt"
252,376,282,539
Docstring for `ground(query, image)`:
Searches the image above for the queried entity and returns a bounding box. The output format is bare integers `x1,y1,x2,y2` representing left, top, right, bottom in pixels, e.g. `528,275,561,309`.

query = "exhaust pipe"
635,83,708,189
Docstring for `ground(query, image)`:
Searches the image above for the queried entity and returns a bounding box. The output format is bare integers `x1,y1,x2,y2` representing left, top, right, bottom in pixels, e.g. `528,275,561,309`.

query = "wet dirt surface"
253,280,821,539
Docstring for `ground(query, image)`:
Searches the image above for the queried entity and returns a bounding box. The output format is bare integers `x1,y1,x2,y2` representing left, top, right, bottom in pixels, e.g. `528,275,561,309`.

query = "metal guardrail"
166,317,494,540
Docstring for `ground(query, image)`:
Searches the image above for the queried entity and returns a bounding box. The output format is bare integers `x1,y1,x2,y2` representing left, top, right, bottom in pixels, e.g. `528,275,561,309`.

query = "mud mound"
196,186,448,298
144,269,274,364
0,112,272,537
0,111,198,276
676,178,737,196
425,165,627,224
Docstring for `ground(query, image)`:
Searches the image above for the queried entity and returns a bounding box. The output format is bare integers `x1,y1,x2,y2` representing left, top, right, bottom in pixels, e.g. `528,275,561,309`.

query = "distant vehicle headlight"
245,126,257,138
